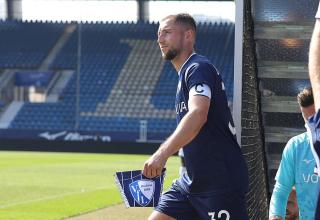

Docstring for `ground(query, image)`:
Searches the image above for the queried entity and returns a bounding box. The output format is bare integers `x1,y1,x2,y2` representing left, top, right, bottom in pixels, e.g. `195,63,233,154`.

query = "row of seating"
0,20,65,68
4,21,235,138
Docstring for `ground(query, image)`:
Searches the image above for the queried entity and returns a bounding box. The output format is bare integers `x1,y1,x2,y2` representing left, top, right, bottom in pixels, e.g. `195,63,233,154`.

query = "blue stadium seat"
0,20,65,68
7,21,234,139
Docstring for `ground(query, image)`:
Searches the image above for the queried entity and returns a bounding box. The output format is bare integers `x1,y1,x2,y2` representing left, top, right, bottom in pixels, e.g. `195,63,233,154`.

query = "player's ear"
185,29,192,41
185,29,195,42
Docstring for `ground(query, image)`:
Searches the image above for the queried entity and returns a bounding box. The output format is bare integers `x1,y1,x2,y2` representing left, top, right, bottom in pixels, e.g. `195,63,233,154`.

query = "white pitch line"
0,186,107,209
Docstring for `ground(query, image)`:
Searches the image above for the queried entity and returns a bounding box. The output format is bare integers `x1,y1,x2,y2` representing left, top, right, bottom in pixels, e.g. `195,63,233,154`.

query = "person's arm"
309,19,320,111
142,95,210,178
269,182,293,220
269,139,296,219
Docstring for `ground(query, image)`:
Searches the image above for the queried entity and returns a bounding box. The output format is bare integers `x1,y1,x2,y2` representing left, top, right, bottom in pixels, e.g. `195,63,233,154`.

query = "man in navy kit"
142,14,249,220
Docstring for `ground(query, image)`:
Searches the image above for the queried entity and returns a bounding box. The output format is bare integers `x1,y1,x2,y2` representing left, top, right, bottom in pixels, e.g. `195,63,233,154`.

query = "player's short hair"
162,13,197,34
175,13,197,33
297,87,314,107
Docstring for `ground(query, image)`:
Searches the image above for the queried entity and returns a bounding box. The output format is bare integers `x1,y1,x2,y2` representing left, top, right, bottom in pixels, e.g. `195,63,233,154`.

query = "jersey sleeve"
269,139,296,218
307,109,320,176
184,62,216,93
316,1,320,18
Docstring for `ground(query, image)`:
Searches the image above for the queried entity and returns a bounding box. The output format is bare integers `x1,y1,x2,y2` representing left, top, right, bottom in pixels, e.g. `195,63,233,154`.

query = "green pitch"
0,151,180,220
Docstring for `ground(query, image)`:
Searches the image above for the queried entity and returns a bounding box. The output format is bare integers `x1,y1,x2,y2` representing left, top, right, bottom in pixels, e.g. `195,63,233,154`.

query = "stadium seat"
7,21,234,139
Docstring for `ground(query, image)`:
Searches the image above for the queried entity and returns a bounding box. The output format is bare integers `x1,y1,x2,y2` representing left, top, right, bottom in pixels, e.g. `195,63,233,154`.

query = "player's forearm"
156,108,207,159
269,181,292,219
309,19,320,110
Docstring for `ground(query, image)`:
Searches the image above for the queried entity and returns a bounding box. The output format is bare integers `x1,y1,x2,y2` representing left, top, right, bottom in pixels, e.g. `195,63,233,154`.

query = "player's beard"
162,48,179,60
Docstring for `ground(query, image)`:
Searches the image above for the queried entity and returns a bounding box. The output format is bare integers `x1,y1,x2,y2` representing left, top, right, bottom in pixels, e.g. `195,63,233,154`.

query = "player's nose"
157,33,165,45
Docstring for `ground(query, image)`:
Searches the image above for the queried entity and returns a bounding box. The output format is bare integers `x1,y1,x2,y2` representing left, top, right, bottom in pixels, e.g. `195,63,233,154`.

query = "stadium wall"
0,138,159,154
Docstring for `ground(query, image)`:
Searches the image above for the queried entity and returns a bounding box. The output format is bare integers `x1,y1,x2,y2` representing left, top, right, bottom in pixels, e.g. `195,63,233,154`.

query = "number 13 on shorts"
208,210,230,220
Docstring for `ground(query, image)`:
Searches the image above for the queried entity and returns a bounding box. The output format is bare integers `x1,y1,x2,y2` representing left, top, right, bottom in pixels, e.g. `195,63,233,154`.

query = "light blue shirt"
269,132,320,219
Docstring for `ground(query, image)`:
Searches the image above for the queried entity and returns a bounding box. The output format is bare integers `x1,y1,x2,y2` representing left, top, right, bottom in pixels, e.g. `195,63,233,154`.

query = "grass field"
0,151,180,220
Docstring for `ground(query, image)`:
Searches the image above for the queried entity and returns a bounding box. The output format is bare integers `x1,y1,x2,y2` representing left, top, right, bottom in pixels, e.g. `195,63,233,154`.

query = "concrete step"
255,23,313,40
264,126,304,143
261,96,299,113
39,24,77,71
267,154,281,170
0,101,23,128
46,70,74,102
257,61,308,79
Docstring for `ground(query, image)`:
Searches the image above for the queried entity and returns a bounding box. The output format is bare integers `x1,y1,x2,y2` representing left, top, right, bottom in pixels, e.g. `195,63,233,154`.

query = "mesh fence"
242,0,269,219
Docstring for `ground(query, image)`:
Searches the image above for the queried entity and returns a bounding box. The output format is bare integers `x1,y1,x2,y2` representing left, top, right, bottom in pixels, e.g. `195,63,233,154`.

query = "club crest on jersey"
129,180,155,206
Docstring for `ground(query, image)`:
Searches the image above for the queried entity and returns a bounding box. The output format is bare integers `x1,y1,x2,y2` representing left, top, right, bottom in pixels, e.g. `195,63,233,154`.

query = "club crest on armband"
129,179,155,206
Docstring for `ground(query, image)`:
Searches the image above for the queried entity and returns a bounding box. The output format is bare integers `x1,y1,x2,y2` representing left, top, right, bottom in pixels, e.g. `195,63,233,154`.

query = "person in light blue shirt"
269,87,320,220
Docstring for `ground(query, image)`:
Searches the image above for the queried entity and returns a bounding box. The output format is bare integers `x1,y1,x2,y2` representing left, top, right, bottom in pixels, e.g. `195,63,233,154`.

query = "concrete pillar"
7,0,22,20
137,0,149,22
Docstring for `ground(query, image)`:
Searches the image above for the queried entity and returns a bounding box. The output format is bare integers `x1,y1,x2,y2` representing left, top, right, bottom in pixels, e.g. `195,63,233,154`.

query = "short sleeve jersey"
175,53,249,194
269,132,320,219
316,1,320,18
307,110,320,175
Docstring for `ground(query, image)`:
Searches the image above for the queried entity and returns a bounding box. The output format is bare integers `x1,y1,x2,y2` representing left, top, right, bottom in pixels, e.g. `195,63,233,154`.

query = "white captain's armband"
189,83,211,99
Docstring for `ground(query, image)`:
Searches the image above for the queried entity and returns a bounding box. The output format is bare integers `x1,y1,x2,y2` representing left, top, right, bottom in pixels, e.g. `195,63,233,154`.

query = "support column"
233,0,243,145
137,0,149,22
7,0,22,20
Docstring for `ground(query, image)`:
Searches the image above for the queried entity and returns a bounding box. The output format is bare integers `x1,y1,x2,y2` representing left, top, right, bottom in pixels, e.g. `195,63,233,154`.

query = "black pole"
6,0,13,20
137,0,149,23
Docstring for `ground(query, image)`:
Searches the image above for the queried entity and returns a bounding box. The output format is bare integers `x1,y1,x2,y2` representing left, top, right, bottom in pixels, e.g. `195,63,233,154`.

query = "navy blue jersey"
308,109,320,171
175,53,248,194
307,109,320,218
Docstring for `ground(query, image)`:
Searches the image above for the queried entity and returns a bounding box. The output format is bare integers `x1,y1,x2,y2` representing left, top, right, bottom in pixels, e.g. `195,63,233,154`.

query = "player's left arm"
142,94,210,178
309,18,320,111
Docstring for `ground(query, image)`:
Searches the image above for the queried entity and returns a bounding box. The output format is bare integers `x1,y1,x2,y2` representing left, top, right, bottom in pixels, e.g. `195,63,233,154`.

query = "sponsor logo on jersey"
302,173,319,183
302,159,314,165
129,180,155,206
176,101,188,114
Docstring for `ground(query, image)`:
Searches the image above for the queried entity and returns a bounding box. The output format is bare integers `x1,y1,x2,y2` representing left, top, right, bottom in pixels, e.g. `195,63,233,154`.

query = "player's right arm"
142,94,210,178
309,3,320,111
269,139,296,219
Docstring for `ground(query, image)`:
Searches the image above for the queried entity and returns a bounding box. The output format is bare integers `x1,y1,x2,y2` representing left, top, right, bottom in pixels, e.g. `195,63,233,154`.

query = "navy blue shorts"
155,182,249,220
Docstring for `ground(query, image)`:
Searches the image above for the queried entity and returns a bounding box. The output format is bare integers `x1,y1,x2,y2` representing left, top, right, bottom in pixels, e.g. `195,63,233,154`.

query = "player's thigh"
190,191,249,220
154,183,200,220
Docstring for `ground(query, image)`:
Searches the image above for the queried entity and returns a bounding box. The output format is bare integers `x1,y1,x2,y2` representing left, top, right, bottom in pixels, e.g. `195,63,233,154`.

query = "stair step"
261,96,299,113
258,61,308,79
264,126,304,143
255,23,313,40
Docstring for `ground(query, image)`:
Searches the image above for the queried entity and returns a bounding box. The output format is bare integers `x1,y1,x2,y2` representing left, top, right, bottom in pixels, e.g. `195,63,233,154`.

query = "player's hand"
143,152,167,178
